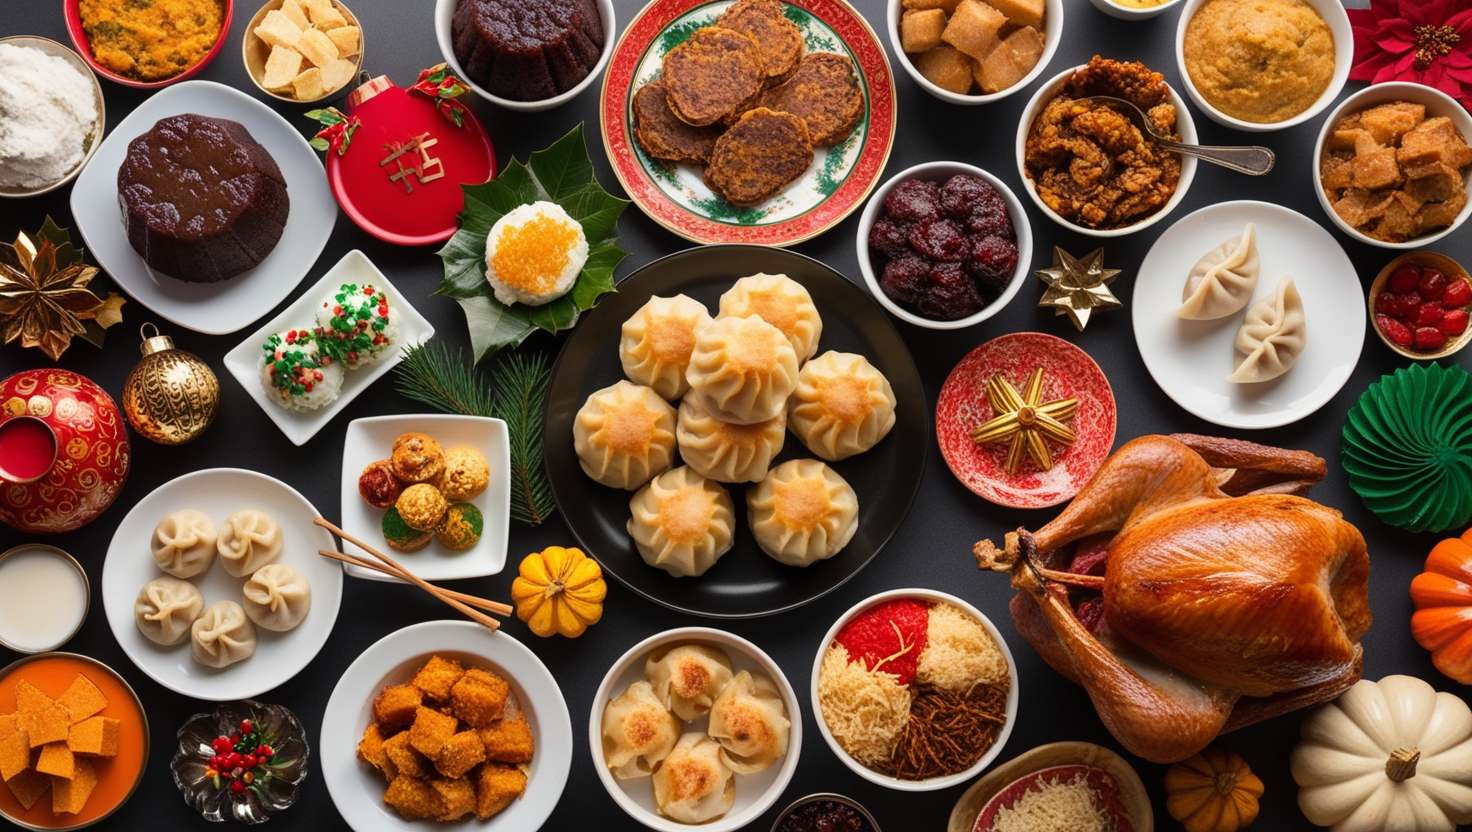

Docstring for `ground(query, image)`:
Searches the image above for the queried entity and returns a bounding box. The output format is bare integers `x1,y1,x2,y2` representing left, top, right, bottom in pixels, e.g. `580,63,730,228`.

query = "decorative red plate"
936,332,1116,509
599,0,895,246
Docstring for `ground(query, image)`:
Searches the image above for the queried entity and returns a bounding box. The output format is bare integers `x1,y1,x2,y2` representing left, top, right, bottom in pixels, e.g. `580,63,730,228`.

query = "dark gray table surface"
2,1,1468,830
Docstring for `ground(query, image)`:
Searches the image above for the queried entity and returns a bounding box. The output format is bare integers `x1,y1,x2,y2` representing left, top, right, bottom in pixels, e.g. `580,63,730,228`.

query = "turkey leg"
1170,433,1327,497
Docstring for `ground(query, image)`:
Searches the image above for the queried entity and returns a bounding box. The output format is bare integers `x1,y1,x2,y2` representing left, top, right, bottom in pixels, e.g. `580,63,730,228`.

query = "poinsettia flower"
1349,0,1472,107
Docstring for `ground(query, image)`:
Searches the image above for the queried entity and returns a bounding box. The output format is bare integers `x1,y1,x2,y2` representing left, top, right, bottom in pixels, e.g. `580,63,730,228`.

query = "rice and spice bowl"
483,200,589,307
816,594,1013,783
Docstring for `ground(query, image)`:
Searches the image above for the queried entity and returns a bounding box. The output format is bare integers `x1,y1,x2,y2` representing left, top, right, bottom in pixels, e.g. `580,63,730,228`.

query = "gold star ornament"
0,217,124,360
1036,246,1121,331
970,368,1078,473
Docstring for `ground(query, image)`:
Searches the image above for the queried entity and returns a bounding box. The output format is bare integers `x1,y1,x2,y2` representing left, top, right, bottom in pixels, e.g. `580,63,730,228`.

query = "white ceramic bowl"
810,588,1019,792
434,0,614,112
320,620,572,832
1087,0,1185,21
855,161,1033,330
589,627,802,832
1174,0,1350,132
0,35,105,199
888,0,1062,105
1312,82,1472,250
1015,65,1198,237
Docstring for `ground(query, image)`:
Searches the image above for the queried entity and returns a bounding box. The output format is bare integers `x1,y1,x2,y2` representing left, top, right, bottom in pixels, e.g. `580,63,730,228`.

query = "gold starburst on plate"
1037,246,1121,331
970,368,1078,473
0,218,123,360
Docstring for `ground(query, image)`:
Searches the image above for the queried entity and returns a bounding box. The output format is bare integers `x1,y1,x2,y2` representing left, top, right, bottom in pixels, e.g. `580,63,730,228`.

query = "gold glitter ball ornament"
1036,246,1122,331
122,323,219,444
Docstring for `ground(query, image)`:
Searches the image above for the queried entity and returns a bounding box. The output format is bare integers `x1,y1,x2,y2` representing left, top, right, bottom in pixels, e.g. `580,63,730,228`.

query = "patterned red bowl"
63,0,234,89
936,332,1116,509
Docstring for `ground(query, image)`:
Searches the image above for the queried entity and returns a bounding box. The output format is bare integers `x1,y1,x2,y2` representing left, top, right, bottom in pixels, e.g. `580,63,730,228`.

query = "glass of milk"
0,544,90,652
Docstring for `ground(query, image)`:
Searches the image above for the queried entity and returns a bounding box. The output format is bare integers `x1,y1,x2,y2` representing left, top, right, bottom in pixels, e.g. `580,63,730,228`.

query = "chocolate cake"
117,114,289,283
451,0,605,102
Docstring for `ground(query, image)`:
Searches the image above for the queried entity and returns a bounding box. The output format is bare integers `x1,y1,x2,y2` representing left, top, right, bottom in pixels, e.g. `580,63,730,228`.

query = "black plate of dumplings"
544,245,928,618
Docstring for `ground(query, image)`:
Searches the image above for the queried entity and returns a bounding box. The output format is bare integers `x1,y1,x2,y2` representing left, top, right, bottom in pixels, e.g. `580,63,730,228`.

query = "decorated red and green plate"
600,0,895,246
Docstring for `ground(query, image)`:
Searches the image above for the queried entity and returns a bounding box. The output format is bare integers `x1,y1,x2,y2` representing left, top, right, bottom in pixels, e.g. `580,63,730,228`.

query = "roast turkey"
974,434,1371,763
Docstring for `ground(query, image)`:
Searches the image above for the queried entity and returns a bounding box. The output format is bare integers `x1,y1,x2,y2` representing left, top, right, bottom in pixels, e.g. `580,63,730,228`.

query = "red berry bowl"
63,0,234,89
1368,252,1472,362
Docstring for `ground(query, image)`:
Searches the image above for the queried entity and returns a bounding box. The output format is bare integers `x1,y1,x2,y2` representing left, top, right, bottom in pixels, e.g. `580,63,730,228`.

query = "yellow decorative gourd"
510,546,605,638
1165,747,1264,832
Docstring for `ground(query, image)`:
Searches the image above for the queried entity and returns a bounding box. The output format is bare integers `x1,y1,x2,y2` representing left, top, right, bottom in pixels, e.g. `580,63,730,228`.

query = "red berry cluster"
206,718,274,796
1375,262,1471,353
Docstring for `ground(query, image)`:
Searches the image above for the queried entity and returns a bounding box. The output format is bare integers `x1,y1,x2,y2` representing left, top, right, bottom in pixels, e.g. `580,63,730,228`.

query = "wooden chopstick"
317,549,514,616
314,517,504,631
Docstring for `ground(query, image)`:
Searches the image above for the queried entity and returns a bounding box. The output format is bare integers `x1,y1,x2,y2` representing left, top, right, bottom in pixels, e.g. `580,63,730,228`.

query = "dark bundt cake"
451,0,605,102
117,114,289,283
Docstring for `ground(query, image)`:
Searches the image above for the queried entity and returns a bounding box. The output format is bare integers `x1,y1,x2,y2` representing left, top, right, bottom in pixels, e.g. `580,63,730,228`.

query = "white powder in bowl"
0,43,98,189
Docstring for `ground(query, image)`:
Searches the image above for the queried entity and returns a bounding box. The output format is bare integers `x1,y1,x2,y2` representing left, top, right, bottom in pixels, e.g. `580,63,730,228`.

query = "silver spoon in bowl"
1080,95,1276,176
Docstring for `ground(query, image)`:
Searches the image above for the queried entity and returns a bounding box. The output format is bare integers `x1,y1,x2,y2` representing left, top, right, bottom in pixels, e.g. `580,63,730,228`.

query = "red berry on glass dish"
1370,254,1472,359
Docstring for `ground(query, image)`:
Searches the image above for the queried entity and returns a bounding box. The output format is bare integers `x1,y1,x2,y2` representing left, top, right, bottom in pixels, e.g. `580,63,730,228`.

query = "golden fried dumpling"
602,680,681,779
747,459,858,566
620,294,712,400
645,643,733,721
685,314,800,425
676,395,786,484
574,381,677,490
717,273,823,361
707,670,790,774
787,350,896,461
651,733,735,824
627,467,735,577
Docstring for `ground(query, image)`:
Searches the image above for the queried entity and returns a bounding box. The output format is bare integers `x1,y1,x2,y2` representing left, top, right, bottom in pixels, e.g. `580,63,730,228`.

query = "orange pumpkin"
1410,528,1472,684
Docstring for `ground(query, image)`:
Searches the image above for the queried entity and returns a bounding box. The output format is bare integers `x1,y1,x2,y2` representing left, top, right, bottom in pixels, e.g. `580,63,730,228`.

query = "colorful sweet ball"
437,503,484,551
440,446,490,501
258,328,344,412
313,282,399,369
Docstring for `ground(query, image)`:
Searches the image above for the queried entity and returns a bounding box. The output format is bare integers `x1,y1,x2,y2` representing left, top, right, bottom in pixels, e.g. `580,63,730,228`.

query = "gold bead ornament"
122,323,219,444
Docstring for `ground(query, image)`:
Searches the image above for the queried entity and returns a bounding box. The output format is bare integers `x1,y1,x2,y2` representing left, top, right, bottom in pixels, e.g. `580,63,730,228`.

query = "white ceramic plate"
339,414,511,582
100,468,343,701
69,79,337,335
223,249,434,447
589,627,802,832
320,620,572,832
1132,200,1364,429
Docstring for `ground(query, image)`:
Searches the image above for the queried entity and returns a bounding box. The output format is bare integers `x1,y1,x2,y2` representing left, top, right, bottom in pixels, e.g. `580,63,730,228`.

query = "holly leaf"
435,124,630,361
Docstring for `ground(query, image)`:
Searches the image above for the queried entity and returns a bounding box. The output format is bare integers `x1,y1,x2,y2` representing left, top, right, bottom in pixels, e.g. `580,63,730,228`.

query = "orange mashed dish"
1183,0,1335,124
79,0,224,81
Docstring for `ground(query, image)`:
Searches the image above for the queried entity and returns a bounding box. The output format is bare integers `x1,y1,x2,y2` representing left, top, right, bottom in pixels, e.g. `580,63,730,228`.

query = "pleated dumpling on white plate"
601,680,682,779
620,294,712,400
685,315,799,425
627,467,735,577
574,380,677,489
134,576,204,646
717,273,823,362
191,600,257,669
676,395,786,484
645,643,733,721
152,508,217,578
652,733,735,824
748,459,858,567
241,563,312,632
1228,279,1306,383
787,350,897,461
707,670,790,774
217,509,283,577
1179,222,1260,320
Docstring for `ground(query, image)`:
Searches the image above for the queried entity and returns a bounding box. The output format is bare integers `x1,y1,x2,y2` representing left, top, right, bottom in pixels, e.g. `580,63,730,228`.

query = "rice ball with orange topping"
483,201,588,307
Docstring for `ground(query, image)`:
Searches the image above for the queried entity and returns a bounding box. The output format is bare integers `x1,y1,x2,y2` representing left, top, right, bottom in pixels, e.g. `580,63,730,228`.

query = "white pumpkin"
1290,675,1472,832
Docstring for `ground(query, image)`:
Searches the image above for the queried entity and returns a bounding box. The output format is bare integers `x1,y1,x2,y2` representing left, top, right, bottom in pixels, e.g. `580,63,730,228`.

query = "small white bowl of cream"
0,544,90,653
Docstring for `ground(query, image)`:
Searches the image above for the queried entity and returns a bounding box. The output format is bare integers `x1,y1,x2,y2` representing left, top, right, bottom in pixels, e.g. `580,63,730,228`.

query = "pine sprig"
393,343,555,526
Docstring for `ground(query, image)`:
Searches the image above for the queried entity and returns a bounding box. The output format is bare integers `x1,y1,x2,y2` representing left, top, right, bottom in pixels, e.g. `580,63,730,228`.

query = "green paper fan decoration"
1341,363,1472,533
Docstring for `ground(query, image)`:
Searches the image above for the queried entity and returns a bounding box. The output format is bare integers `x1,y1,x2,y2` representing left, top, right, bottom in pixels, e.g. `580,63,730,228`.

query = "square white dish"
69,80,338,335
339,414,511,582
223,249,434,446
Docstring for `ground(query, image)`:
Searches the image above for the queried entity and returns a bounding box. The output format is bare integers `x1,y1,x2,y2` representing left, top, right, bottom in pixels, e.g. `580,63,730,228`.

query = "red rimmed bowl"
936,332,1116,508
63,0,234,89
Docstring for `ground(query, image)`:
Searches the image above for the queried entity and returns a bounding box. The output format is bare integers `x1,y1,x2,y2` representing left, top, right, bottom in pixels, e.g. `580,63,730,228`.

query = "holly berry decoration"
1374,255,1472,357
171,700,308,824
204,718,278,798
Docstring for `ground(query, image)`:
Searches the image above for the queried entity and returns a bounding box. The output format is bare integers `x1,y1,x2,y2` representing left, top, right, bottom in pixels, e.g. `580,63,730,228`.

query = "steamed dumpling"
748,459,858,566
1179,223,1260,320
217,509,283,577
602,680,682,779
574,381,677,490
645,644,734,721
676,396,785,484
134,576,204,646
717,273,823,362
707,670,790,774
1228,279,1306,383
685,315,800,425
620,294,712,400
151,509,217,578
241,563,311,632
651,733,735,824
191,601,257,669
627,467,735,577
787,350,897,461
